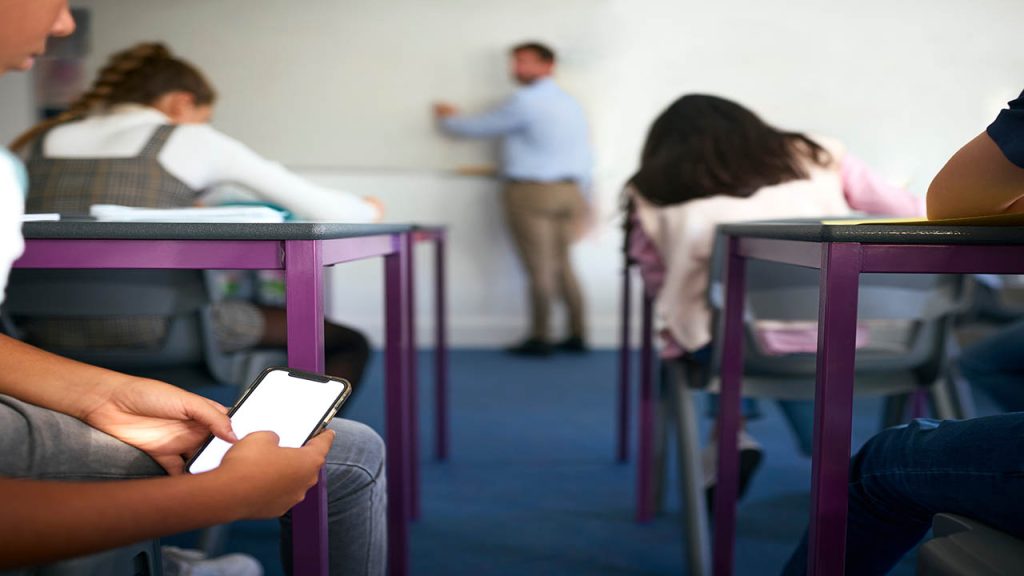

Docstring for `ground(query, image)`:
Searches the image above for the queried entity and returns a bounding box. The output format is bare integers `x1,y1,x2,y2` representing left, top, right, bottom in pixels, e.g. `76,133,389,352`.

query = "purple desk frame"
404,227,450,522
710,221,1024,576
15,222,417,576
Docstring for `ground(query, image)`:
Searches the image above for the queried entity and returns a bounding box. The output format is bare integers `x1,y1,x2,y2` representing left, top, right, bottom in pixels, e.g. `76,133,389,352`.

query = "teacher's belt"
505,178,576,185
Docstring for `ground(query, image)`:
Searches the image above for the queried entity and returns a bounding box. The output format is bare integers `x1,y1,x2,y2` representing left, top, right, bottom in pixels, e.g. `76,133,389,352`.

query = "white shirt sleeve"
158,125,379,223
0,151,26,303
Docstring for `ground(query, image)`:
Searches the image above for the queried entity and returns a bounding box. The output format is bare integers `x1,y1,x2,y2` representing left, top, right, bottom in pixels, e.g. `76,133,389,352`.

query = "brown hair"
10,42,216,152
629,94,832,206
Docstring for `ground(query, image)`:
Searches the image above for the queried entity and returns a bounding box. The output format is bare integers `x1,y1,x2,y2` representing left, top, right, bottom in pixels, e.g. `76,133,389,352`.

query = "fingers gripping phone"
186,367,351,474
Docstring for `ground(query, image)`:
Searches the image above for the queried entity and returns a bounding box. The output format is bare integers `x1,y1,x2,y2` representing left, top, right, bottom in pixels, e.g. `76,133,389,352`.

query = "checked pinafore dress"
18,123,263,352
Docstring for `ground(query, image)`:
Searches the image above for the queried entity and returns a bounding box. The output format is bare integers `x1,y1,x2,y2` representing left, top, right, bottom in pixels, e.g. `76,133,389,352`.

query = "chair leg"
929,377,959,421
666,361,712,576
946,366,978,420
881,393,910,429
197,525,229,557
944,331,977,420
652,366,670,515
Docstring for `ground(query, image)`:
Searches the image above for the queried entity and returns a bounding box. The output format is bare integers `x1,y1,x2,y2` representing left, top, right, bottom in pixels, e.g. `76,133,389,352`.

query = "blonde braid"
9,43,173,152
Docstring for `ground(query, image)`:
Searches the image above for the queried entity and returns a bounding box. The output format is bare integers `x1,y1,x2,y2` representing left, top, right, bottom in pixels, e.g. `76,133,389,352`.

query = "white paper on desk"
22,213,60,222
90,204,286,223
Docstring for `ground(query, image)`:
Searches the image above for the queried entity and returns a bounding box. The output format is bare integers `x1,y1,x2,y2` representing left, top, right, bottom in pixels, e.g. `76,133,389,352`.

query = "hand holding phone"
187,368,350,475
217,428,335,518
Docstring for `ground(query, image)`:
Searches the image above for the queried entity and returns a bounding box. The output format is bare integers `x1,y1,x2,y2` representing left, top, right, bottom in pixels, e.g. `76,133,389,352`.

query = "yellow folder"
823,212,1024,226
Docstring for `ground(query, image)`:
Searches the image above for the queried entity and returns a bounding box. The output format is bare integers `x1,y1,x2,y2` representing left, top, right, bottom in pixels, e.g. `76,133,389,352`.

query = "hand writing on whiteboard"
433,102,459,119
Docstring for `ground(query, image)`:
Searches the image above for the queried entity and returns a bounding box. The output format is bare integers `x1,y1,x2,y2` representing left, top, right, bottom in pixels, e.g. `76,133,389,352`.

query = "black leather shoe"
505,338,553,357
554,336,589,354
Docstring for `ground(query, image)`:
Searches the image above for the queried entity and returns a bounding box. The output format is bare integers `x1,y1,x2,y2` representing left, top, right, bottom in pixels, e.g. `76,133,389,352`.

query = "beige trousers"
503,181,588,341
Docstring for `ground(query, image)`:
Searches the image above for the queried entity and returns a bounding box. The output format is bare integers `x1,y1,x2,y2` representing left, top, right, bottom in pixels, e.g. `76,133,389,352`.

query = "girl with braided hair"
10,42,376,392
12,41,382,220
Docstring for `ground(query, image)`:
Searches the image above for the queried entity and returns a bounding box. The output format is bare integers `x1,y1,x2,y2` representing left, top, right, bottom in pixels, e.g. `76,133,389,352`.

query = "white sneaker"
162,546,263,576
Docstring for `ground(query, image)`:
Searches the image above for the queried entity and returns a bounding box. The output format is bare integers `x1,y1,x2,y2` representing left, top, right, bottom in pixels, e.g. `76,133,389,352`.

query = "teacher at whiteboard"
433,41,592,357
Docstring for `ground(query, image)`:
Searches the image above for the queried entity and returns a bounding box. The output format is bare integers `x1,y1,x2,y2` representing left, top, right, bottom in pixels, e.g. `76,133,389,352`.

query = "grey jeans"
0,394,387,575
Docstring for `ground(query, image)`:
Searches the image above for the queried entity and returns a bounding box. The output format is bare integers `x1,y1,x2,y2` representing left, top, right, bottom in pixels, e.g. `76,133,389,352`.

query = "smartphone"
186,367,351,474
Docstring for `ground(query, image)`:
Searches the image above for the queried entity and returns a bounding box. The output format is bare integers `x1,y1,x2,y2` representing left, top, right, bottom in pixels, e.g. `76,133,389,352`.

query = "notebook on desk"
89,204,286,223
22,213,60,222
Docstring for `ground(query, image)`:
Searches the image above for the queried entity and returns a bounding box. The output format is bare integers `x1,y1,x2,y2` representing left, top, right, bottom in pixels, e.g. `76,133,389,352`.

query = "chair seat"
919,513,1024,576
705,371,924,400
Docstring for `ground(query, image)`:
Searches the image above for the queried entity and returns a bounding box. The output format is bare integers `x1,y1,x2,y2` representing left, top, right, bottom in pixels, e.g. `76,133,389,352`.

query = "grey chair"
2,269,285,390
919,514,1024,575
652,230,971,576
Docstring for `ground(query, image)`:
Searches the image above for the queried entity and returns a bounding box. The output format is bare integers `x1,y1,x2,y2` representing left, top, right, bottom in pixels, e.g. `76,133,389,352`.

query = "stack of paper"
22,214,60,222
89,204,286,223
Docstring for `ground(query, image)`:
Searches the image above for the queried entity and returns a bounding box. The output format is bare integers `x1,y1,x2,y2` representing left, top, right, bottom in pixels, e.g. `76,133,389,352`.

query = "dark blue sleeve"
987,90,1024,169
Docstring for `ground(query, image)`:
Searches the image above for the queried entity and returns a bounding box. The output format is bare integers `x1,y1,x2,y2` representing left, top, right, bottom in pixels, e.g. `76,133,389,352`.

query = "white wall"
0,74,33,147
1,0,1020,347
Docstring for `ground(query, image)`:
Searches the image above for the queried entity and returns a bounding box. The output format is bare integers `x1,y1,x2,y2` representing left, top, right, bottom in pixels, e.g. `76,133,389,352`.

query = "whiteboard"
72,0,612,171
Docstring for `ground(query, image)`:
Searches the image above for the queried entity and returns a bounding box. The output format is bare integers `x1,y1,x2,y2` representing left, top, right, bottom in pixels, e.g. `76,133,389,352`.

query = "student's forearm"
0,334,128,419
927,132,1024,219
0,473,248,570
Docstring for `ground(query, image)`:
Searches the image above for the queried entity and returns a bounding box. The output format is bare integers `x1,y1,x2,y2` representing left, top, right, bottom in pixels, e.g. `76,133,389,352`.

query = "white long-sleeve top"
39,104,379,222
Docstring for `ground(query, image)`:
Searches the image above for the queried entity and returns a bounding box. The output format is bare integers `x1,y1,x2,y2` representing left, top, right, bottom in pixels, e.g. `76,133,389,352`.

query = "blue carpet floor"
169,349,957,575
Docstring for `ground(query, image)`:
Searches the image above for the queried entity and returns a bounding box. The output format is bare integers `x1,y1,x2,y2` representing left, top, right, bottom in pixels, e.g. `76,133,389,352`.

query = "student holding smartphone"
0,3,385,574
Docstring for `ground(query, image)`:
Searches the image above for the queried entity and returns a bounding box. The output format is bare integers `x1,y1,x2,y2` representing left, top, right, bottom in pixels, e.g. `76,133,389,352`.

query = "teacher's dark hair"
512,41,556,63
629,94,832,206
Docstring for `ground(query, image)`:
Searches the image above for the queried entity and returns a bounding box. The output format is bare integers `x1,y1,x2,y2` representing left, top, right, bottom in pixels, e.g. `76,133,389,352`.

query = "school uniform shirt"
34,104,379,222
988,89,1024,168
0,149,26,305
440,77,592,187
629,138,925,355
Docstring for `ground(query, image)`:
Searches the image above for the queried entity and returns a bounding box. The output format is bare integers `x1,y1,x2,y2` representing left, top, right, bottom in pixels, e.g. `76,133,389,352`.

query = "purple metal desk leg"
404,233,421,521
385,237,411,576
806,243,861,576
617,262,633,463
635,293,655,523
434,230,449,461
284,240,329,576
712,237,746,576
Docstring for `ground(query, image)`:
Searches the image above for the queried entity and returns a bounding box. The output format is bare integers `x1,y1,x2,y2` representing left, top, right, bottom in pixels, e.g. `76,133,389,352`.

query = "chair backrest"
2,269,209,369
706,228,966,382
5,270,208,317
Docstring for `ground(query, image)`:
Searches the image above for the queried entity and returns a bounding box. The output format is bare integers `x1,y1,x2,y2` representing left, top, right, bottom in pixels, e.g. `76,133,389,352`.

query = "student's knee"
325,323,372,380
324,419,385,496
348,328,372,367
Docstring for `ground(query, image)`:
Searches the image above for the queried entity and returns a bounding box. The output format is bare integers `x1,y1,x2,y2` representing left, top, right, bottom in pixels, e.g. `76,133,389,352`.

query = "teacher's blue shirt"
441,77,592,187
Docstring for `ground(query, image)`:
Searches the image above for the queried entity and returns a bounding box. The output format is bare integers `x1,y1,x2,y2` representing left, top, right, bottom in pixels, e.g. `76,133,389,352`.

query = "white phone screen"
188,369,346,474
